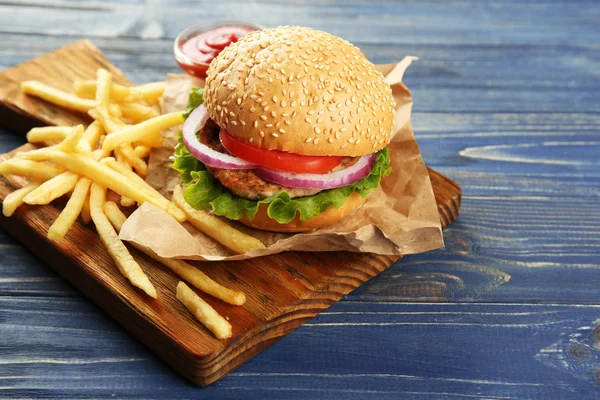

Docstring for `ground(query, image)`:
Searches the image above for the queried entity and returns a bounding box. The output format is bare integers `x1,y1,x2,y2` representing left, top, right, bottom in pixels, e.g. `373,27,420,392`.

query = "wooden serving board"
0,40,461,385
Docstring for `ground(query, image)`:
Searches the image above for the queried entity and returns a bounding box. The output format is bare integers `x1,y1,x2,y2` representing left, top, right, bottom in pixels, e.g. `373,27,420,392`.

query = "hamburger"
173,26,395,232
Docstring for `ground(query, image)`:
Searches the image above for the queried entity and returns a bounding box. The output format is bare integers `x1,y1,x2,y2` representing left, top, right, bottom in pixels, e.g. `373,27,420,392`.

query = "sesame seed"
260,131,265,137
261,101,267,107
266,123,273,128
250,107,256,112
340,127,348,132
229,112,235,117
314,138,319,144
249,137,254,142
305,138,312,143
305,117,312,123
348,138,355,144
341,143,348,149
272,133,279,138
216,105,222,111
272,96,278,103
328,138,334,143
279,128,286,133
254,121,258,128
230,121,237,126
317,117,323,123
281,100,286,107
314,127,321,134
269,77,273,83
260,115,267,121
271,111,277,117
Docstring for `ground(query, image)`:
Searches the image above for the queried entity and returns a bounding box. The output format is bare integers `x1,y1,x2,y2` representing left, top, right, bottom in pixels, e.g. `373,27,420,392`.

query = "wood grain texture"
0,41,460,385
1,0,599,398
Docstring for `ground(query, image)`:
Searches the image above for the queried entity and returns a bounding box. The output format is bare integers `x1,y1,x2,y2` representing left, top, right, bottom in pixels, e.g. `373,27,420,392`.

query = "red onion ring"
255,154,375,190
182,105,257,169
183,105,377,189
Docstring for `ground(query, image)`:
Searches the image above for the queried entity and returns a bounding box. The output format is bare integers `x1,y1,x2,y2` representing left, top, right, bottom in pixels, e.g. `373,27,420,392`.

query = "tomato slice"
219,129,343,174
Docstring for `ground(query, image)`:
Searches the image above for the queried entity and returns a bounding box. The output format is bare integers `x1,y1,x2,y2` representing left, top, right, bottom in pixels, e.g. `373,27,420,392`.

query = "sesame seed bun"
238,192,365,232
205,26,396,157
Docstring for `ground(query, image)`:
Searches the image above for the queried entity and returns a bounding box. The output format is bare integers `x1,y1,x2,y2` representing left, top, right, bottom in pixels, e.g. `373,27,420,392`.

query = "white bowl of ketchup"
174,21,264,79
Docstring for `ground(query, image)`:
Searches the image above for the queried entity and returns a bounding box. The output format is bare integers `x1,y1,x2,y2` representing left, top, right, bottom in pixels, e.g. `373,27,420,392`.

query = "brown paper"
120,57,444,261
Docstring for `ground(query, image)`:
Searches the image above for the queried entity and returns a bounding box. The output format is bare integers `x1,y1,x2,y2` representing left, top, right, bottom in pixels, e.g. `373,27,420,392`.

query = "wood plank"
2,0,599,47
1,298,598,399
3,35,598,113
0,40,460,385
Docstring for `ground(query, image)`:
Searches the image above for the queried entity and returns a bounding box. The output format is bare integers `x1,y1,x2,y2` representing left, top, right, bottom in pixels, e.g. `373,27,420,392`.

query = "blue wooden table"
1,1,599,398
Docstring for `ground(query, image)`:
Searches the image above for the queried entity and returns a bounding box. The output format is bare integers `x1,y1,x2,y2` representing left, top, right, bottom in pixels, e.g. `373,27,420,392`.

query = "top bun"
204,26,396,157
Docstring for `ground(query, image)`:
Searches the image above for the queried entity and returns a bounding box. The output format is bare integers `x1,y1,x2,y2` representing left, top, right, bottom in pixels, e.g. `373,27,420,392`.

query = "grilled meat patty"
199,121,322,200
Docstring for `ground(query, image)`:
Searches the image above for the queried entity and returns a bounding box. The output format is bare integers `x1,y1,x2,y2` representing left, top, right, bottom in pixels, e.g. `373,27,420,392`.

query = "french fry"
172,185,265,254
2,182,41,217
102,111,184,151
101,157,164,201
123,82,166,103
133,144,151,159
21,81,97,113
120,102,160,123
0,158,63,181
176,281,232,339
80,191,92,224
103,201,246,306
21,148,186,222
26,126,72,143
89,108,124,134
95,69,112,109
113,153,136,207
76,121,104,156
23,171,79,205
115,143,148,177
57,124,85,153
74,80,166,103
89,183,157,298
47,177,91,241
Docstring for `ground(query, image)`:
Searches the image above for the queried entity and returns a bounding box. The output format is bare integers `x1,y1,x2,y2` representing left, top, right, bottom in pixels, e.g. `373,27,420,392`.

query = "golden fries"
74,80,166,104
120,103,159,123
133,144,151,159
101,157,165,201
26,126,72,143
21,81,98,113
115,143,148,177
80,191,92,224
95,69,112,109
90,183,157,298
76,121,104,156
10,70,251,339
2,182,41,217
173,185,265,254
103,201,246,306
23,171,79,205
48,177,91,241
57,124,85,153
113,152,136,207
102,111,183,151
21,148,185,222
123,82,167,103
177,281,232,339
0,158,62,181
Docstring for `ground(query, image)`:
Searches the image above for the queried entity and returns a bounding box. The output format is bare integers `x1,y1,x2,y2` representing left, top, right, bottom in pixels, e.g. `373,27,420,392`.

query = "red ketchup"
174,24,259,78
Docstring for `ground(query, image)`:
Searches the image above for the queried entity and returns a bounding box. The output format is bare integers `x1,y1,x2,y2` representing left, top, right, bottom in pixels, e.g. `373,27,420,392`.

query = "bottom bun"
238,192,366,233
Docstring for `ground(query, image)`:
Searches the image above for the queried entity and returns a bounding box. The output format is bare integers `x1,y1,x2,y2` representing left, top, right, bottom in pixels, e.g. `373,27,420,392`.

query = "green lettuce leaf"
174,136,391,224
183,88,205,119
172,88,391,224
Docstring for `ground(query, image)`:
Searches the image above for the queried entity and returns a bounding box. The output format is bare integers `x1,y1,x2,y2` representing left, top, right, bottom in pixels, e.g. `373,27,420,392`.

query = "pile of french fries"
0,68,265,340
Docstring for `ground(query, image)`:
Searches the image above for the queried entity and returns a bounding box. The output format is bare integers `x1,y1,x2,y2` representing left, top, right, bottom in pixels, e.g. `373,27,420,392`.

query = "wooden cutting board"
0,40,461,385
